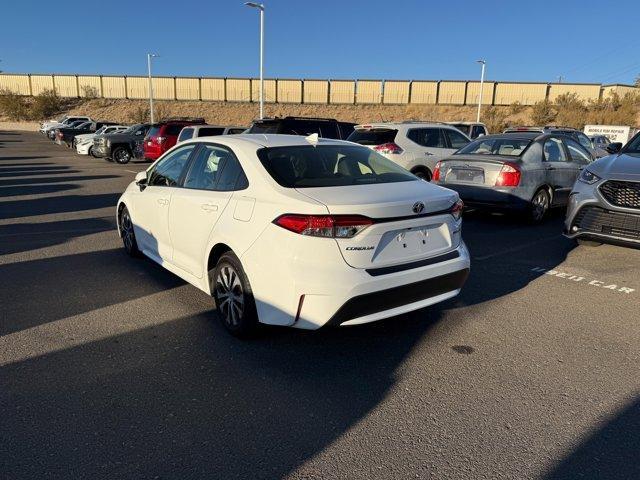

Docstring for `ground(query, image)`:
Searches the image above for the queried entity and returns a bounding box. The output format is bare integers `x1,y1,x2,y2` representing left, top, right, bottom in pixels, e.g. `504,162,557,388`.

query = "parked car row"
40,115,248,164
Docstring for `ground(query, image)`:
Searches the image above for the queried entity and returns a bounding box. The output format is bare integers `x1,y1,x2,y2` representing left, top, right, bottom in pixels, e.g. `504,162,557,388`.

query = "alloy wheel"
215,265,245,327
531,190,549,222
120,210,134,253
115,149,131,164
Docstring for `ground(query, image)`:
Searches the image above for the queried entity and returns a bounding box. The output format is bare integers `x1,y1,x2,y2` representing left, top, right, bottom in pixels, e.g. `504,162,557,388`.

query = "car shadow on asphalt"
0,193,121,220
0,183,82,197
0,167,77,178
543,396,640,479
0,174,119,187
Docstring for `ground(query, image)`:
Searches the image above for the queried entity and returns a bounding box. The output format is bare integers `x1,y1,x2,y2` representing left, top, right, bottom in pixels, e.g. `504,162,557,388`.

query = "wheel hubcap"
117,150,130,161
120,211,134,251
532,192,548,220
215,266,244,326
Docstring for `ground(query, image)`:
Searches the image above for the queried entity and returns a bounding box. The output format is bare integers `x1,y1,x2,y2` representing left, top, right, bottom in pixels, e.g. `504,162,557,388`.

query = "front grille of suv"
599,180,640,209
573,206,640,241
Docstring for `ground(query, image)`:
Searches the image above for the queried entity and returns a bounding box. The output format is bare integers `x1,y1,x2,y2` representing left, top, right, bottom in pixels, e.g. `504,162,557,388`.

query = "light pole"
476,59,486,123
245,2,264,119
147,53,159,123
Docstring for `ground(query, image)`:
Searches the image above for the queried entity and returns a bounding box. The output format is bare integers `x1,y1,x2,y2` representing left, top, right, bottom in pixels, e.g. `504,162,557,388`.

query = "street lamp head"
244,2,264,10
148,53,160,58
476,59,486,65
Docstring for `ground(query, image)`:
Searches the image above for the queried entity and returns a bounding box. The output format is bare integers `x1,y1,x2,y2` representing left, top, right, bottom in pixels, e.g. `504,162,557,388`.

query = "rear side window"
338,123,355,139
164,124,186,136
283,120,322,136
184,144,248,191
347,129,397,145
544,138,568,162
445,129,470,149
408,128,447,148
257,144,416,188
577,133,592,150
451,124,471,136
178,128,194,142
471,125,486,138
197,127,225,137
564,138,592,164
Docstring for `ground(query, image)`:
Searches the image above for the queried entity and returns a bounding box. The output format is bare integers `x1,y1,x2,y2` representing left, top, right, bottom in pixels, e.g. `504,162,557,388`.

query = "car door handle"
157,198,169,206
546,166,556,171
201,203,218,212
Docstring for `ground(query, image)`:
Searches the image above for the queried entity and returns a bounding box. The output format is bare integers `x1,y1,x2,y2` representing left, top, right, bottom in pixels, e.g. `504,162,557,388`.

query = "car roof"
481,132,541,140
354,122,454,129
180,133,352,149
445,121,484,126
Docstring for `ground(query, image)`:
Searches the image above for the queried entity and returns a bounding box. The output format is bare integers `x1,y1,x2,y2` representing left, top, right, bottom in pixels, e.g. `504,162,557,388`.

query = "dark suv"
143,118,206,161
247,116,355,139
93,124,150,164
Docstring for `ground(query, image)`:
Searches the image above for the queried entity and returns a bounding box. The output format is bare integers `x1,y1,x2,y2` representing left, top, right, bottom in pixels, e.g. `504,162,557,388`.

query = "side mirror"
135,171,147,190
606,142,622,154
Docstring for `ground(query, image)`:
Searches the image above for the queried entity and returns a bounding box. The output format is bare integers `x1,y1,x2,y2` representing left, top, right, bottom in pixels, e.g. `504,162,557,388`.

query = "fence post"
124,76,128,99
545,83,551,102
223,77,227,102
408,80,413,105
491,82,497,106
75,75,80,98
173,77,177,100
327,79,331,104
198,77,202,101
275,79,278,103
463,81,469,105
301,79,305,104
435,81,441,105
99,75,104,98
51,75,56,96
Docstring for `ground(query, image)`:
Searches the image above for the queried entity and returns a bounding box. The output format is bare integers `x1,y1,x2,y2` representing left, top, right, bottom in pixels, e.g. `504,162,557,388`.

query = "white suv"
347,122,471,180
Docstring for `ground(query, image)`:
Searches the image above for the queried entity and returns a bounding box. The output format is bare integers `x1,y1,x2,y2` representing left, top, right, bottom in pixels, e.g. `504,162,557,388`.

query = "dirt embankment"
0,98,534,132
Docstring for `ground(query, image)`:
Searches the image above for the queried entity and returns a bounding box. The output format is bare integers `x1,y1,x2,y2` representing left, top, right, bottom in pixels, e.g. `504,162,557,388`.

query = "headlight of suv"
578,169,601,185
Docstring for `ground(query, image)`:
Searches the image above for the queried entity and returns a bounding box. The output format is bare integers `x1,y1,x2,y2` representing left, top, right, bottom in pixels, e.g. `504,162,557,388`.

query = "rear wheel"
119,206,141,257
411,167,431,181
529,189,550,223
210,252,258,337
113,146,132,164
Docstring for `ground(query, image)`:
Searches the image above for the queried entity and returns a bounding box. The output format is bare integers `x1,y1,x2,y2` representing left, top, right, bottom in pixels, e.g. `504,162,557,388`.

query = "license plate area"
372,223,452,264
447,167,484,184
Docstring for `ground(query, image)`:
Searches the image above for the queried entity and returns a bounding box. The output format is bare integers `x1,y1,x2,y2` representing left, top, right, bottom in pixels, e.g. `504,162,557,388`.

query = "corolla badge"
412,201,425,214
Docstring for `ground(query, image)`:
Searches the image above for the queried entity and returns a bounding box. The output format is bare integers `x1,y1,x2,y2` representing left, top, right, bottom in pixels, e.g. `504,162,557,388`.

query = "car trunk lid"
296,181,460,269
437,154,520,187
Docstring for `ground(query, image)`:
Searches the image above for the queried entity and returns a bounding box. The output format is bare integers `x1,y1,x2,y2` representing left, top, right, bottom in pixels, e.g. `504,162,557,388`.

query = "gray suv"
346,122,471,180
565,132,640,248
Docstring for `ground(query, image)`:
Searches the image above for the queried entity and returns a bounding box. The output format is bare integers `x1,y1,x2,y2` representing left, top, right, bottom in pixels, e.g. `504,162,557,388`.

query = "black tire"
411,167,431,181
210,252,258,337
88,146,95,157
529,188,550,223
577,238,603,247
113,146,132,164
119,206,141,257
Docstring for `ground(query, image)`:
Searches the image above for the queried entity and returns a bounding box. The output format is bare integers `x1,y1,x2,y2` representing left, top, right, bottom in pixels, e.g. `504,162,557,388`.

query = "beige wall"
330,80,355,104
410,81,438,104
356,80,382,104
548,83,601,102
466,81,495,105
383,81,410,104
438,81,466,105
1,74,638,107
303,80,328,103
494,83,548,105
277,80,302,103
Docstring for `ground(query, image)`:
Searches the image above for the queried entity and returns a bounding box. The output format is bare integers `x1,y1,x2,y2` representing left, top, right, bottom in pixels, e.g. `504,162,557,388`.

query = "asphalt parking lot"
1,130,639,480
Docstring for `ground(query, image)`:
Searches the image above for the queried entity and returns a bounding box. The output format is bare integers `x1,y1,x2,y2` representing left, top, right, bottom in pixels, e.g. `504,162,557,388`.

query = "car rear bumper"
242,224,471,330
438,184,530,211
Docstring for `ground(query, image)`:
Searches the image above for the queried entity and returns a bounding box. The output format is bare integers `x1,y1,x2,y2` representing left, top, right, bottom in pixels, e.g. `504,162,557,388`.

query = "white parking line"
531,266,635,293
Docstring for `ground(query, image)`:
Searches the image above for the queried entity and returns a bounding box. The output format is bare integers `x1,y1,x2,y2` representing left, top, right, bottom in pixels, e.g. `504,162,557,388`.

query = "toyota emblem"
412,201,425,214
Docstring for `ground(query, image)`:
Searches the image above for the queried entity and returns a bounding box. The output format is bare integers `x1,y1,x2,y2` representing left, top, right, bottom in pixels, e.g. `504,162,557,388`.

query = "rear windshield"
198,127,225,137
456,138,531,156
346,129,397,146
248,122,280,134
164,124,185,135
257,144,416,188
147,126,161,138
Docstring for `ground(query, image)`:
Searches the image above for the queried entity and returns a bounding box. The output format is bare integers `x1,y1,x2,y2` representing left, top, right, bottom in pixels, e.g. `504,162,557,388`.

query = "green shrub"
0,89,30,120
530,100,556,126
482,106,508,133
30,89,64,120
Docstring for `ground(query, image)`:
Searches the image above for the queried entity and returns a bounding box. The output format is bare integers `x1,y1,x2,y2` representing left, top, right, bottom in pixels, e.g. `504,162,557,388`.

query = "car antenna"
305,133,319,146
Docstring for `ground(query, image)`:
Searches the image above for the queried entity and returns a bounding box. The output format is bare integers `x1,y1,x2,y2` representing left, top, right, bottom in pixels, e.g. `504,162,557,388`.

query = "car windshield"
623,133,640,154
456,137,531,156
75,122,91,129
257,144,417,188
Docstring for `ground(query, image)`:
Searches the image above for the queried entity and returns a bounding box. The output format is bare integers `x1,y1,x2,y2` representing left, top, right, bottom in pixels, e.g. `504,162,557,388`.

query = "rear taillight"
374,142,403,155
450,199,464,220
432,161,442,182
495,162,521,187
274,214,373,238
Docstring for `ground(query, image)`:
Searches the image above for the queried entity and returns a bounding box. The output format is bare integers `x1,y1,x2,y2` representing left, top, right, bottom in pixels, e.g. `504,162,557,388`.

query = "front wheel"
411,168,431,181
210,252,258,337
529,189,550,223
113,147,132,164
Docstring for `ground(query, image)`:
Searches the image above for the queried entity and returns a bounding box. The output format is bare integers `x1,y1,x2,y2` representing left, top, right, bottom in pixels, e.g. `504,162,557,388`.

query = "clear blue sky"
2,0,639,84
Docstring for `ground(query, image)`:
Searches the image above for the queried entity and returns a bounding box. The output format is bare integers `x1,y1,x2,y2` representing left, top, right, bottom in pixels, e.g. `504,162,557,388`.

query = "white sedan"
75,125,128,155
117,134,470,335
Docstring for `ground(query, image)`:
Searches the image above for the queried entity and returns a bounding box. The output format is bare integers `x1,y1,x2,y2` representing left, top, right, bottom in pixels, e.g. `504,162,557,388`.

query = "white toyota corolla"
117,134,470,335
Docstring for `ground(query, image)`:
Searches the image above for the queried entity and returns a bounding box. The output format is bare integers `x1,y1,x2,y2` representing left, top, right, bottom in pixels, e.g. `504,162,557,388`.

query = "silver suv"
347,122,471,180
